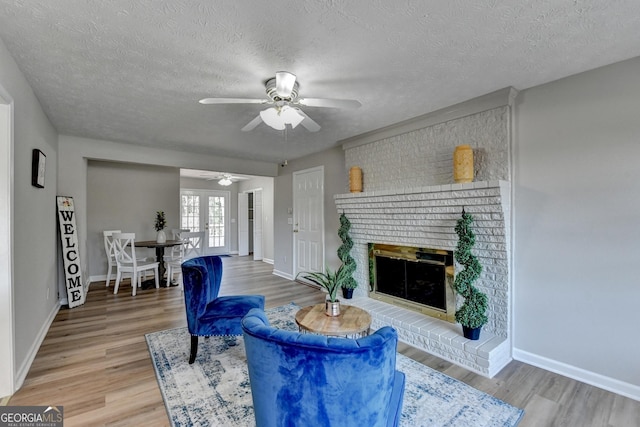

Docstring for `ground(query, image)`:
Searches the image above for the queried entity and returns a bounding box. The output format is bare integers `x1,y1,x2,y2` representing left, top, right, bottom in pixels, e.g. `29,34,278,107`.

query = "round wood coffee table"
295,304,372,338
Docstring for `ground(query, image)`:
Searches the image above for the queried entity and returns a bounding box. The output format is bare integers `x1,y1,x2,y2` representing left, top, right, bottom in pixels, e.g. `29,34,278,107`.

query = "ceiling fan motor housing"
265,77,299,102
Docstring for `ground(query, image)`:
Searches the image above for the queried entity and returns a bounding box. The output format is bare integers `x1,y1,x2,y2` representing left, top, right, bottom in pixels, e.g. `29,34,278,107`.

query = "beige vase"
453,145,474,183
349,167,363,193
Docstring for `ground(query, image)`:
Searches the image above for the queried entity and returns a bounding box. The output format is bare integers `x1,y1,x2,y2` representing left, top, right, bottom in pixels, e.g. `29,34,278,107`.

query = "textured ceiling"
0,1,639,165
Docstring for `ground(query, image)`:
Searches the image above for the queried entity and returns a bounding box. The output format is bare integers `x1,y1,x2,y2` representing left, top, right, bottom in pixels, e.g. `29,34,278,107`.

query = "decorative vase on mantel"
349,166,363,193
325,300,341,317
453,144,474,183
156,230,166,243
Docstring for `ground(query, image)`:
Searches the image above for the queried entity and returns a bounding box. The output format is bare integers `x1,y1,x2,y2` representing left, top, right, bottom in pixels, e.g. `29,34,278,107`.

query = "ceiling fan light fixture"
260,107,285,130
218,176,233,186
280,105,304,129
259,106,304,130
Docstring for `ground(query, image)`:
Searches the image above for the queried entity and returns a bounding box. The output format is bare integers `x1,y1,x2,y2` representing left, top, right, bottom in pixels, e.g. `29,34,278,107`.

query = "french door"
180,189,230,254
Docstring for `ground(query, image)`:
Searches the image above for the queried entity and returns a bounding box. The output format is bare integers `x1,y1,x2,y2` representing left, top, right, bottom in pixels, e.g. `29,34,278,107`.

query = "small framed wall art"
32,148,46,188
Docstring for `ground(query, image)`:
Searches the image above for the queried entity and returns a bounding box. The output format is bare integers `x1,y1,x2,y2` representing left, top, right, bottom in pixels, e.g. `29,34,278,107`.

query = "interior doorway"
238,189,262,260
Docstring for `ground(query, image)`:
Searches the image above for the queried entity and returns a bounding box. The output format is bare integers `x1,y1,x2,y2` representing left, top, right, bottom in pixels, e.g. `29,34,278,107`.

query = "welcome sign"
56,196,86,308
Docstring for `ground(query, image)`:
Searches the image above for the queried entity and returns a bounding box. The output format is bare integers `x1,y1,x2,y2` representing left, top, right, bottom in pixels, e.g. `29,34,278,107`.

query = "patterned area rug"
146,303,524,427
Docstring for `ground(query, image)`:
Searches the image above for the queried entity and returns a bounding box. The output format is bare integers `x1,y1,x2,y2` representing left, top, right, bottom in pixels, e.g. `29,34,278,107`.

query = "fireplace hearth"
369,244,455,322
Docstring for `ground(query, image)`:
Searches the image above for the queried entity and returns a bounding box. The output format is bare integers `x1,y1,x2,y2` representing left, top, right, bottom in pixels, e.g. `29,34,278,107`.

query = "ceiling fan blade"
298,97,361,109
199,98,267,105
295,110,321,132
275,71,296,98
241,115,263,132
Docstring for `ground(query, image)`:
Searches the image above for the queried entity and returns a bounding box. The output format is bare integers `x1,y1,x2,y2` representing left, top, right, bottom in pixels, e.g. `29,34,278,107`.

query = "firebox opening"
369,243,456,322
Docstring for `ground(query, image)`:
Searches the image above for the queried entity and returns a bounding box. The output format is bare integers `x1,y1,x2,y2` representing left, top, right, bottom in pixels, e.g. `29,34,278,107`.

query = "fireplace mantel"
334,180,512,377
336,180,510,205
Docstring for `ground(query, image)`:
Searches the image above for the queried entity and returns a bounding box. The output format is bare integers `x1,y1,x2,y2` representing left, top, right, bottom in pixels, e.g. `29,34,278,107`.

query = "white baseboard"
262,258,274,265
272,269,293,281
89,274,107,283
15,301,61,391
513,348,640,402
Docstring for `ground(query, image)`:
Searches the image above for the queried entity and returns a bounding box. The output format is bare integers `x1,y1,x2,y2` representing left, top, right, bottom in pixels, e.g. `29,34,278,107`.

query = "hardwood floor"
7,256,640,426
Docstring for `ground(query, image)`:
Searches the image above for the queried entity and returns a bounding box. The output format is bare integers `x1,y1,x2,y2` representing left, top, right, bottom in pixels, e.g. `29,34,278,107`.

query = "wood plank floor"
7,256,640,426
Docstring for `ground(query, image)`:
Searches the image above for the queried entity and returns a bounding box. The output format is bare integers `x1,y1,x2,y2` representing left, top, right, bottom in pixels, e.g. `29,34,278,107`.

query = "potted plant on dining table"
155,211,167,243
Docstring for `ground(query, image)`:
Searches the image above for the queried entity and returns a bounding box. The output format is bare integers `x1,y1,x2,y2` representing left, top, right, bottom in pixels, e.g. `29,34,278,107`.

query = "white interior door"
253,189,262,260
181,190,230,255
293,167,324,277
238,192,249,256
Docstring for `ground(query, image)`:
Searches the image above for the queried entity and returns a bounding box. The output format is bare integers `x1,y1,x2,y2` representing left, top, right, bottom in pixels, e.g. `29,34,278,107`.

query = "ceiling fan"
205,173,244,186
199,71,361,132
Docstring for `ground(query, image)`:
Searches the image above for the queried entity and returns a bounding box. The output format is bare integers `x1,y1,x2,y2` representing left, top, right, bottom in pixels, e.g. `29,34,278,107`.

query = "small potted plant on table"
298,265,349,316
453,208,487,340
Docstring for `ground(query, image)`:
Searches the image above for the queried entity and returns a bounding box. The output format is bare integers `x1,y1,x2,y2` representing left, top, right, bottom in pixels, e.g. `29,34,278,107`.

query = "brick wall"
344,106,509,192
335,181,510,338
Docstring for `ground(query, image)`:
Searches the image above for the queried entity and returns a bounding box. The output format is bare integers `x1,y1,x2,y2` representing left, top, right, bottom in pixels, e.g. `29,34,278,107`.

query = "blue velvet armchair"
242,308,405,427
181,255,264,364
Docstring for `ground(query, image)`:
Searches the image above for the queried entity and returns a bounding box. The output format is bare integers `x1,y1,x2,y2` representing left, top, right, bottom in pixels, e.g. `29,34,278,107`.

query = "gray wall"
0,36,59,394
273,146,347,278
87,161,180,279
513,57,640,389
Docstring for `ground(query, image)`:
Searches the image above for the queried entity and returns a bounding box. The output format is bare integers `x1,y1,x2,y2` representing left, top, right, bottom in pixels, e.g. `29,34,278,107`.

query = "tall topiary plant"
337,212,357,297
453,208,487,339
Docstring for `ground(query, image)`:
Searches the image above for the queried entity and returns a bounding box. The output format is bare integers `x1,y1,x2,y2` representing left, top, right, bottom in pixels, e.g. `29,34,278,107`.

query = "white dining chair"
104,229,149,288
166,230,206,287
112,232,160,296
171,228,190,239
103,230,121,288
165,228,190,262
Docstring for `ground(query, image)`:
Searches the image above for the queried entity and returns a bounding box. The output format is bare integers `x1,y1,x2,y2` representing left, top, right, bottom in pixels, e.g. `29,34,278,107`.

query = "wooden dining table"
134,239,182,288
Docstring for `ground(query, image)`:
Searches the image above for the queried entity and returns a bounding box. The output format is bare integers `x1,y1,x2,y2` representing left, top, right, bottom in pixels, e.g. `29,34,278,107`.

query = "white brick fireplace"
335,181,511,376
335,88,516,377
